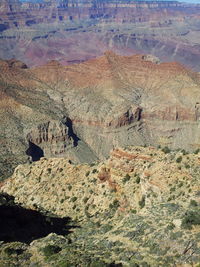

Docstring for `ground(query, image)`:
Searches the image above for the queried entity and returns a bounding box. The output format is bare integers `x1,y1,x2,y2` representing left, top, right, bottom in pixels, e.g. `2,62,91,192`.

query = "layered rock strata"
0,52,200,179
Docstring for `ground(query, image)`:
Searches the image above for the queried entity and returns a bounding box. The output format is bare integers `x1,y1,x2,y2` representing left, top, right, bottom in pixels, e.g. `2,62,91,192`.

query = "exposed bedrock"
1,1,200,71
111,34,200,71
0,0,188,29
1,53,200,179
26,120,75,159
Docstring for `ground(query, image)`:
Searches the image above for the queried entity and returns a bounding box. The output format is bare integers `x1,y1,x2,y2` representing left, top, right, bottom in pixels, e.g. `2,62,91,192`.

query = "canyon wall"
1,53,200,180
1,0,200,71
0,0,197,29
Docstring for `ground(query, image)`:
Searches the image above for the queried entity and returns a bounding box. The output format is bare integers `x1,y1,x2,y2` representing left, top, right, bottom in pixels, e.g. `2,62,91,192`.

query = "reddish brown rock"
1,53,200,180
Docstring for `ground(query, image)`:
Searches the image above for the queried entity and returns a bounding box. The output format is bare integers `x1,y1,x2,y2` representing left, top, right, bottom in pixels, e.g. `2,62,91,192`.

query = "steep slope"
0,53,200,180
1,146,200,266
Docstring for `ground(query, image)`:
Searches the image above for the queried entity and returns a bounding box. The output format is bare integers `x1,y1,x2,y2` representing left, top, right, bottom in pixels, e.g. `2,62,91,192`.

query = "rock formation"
1,146,200,266
0,53,200,179
0,0,200,70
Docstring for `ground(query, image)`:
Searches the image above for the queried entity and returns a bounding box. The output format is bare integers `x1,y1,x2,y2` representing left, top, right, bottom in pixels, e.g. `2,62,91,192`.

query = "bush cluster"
42,245,61,257
181,209,200,229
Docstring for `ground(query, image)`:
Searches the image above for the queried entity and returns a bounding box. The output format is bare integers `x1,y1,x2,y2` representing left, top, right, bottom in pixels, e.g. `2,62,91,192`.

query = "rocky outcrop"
2,146,199,219
1,146,200,266
26,120,74,159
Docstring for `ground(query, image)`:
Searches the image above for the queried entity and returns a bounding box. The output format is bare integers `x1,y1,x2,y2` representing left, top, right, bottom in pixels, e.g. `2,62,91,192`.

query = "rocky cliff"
1,0,200,70
0,0,184,29
0,52,200,180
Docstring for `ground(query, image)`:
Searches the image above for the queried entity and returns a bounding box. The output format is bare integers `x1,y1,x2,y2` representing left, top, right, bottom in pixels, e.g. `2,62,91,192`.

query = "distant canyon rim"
0,0,200,70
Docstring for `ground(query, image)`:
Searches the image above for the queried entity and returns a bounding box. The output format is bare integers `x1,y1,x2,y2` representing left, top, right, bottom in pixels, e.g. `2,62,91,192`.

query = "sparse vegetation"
122,174,131,183
41,245,61,257
139,196,145,209
161,147,171,154
85,171,90,177
71,196,77,202
190,200,198,207
92,169,98,174
47,168,52,173
68,185,72,191
1,146,200,266
194,148,200,154
176,156,182,163
135,175,140,184
181,209,200,229
109,199,120,210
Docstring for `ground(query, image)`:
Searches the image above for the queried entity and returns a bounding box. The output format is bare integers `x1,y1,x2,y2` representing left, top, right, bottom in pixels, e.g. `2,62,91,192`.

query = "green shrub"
185,164,190,169
194,148,200,154
170,187,175,193
47,168,52,173
68,185,72,191
85,171,90,177
136,176,140,184
181,209,200,229
42,245,61,257
90,261,107,267
83,197,89,203
139,196,145,209
71,196,77,202
190,200,198,207
123,174,131,184
101,224,113,233
109,199,120,209
92,169,98,174
181,149,188,155
176,156,182,163
178,181,183,188
161,147,171,154
131,209,137,214
167,222,175,230
56,261,71,267
4,247,23,256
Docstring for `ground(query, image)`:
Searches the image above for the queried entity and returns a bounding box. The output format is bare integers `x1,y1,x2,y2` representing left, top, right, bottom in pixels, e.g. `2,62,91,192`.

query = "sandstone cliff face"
26,120,74,158
0,53,200,179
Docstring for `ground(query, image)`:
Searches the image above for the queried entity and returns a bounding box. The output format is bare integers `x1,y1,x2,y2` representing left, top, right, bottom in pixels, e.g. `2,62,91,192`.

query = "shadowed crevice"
26,141,44,161
65,117,80,147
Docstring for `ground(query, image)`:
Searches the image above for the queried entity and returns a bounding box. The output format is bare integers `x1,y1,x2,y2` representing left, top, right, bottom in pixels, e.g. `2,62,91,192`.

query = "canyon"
0,0,200,70
0,1,200,266
0,52,200,180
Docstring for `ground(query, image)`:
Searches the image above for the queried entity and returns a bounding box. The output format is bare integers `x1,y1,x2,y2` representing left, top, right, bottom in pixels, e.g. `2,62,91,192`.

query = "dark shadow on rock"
65,117,80,147
0,193,78,244
26,141,44,161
